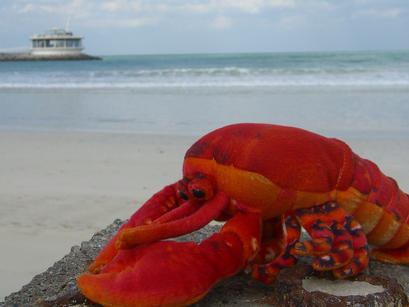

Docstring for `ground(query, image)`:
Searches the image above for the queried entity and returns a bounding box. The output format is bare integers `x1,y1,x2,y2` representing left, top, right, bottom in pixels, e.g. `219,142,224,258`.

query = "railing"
31,39,82,49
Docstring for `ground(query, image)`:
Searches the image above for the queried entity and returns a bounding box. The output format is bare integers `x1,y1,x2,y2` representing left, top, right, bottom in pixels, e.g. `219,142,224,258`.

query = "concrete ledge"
0,53,101,61
2,220,409,306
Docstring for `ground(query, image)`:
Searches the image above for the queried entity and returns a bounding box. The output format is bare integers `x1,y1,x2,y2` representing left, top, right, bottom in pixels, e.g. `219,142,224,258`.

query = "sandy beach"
0,130,194,299
1,129,409,300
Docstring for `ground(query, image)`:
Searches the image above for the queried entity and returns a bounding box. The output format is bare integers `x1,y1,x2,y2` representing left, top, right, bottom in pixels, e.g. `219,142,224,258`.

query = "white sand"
0,130,194,299
1,129,409,300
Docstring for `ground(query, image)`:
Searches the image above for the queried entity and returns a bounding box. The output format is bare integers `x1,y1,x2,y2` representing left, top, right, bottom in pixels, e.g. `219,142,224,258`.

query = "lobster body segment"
184,123,409,249
182,125,350,218
79,123,409,307
184,124,352,192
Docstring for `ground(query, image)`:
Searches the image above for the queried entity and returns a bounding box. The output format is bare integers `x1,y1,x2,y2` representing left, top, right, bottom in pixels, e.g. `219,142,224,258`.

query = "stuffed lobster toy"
78,123,409,306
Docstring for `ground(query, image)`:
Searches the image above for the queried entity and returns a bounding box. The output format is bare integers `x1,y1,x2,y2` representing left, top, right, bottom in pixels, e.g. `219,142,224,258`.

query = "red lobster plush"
78,123,409,306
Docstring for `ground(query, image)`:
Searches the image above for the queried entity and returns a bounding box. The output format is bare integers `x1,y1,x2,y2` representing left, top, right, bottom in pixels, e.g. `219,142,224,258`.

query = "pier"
0,52,101,61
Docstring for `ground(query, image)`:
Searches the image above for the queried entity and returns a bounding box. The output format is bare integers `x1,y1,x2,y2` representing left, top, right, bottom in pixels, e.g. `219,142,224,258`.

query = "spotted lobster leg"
295,202,369,278
78,210,262,307
245,215,301,283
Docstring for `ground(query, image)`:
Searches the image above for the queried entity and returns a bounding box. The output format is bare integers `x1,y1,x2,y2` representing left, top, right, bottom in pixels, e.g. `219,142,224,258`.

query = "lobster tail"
337,153,409,264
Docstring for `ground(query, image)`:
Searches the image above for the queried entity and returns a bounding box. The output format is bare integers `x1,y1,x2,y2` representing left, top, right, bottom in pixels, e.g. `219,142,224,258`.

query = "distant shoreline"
0,52,101,61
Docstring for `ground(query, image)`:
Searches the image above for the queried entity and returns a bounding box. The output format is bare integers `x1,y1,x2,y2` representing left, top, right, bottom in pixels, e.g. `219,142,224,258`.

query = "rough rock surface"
2,220,409,307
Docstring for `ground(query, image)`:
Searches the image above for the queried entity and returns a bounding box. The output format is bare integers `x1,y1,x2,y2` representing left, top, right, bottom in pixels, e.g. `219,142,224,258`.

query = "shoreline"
1,128,409,300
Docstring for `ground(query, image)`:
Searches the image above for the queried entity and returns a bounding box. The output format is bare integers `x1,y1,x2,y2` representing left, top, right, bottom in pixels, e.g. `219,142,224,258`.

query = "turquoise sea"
0,50,409,136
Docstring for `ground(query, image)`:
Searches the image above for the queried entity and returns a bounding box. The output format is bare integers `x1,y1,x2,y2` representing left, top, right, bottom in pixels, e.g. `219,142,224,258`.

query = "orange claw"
115,192,230,249
78,211,262,307
88,182,187,274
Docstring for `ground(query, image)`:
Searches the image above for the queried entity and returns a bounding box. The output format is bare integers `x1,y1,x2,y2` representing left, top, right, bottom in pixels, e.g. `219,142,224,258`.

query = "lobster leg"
333,215,369,278
295,202,369,278
89,182,188,273
245,215,301,283
78,210,262,307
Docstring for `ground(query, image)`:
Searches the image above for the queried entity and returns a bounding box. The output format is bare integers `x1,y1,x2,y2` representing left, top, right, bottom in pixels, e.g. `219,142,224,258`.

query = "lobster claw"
78,211,262,307
88,182,193,274
88,186,229,274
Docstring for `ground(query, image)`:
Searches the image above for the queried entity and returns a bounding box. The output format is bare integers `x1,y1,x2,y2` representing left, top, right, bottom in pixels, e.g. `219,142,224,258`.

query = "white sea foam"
1,51,409,136
1,65,408,89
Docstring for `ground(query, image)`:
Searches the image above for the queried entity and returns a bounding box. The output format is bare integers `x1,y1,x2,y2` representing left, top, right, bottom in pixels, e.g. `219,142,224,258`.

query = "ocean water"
0,51,409,136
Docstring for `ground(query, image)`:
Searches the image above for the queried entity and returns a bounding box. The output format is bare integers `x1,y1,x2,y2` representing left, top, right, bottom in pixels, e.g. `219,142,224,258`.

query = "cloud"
17,3,34,13
8,0,407,35
278,15,305,29
12,0,331,19
107,17,155,28
355,8,403,19
148,0,298,15
15,0,94,19
217,0,296,14
100,0,144,12
210,16,232,29
101,1,121,12
12,0,153,28
180,3,212,14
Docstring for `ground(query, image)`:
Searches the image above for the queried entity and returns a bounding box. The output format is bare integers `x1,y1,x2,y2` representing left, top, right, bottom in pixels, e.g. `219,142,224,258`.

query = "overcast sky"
0,0,408,55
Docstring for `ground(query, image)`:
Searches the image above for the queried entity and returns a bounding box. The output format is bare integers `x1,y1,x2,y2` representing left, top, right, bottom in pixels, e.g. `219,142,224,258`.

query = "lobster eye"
179,190,189,200
187,175,214,201
192,189,205,199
